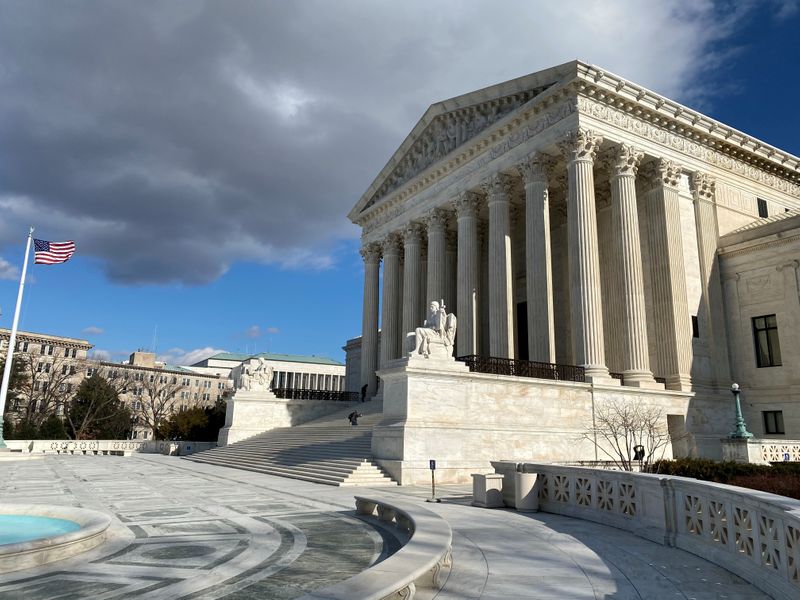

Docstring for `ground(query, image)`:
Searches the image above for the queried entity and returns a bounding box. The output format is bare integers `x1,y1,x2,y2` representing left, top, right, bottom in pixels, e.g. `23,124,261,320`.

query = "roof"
725,209,800,236
203,352,344,367
719,209,800,250
0,328,92,348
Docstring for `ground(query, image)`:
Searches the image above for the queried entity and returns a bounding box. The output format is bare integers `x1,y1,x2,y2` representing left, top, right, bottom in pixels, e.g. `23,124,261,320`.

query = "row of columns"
361,128,704,396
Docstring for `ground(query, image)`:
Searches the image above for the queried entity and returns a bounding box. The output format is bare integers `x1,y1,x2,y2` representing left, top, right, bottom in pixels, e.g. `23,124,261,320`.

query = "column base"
622,370,665,390
665,374,693,392
584,366,620,386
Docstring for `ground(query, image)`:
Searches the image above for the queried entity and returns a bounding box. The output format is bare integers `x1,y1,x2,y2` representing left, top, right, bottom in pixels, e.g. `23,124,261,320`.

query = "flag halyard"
34,239,76,264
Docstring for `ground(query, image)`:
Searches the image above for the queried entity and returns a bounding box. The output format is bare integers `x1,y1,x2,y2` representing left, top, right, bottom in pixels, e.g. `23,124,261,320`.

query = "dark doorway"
516,302,529,361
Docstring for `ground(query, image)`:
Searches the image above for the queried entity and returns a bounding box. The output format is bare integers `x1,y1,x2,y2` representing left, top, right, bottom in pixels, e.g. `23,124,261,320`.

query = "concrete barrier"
4,439,215,456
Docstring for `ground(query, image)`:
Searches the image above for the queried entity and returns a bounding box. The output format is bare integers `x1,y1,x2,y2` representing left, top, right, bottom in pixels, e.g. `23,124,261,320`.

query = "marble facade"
347,61,800,474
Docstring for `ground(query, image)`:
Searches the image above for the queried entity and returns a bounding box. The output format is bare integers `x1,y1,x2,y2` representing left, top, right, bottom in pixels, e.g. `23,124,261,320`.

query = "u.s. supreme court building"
345,61,800,484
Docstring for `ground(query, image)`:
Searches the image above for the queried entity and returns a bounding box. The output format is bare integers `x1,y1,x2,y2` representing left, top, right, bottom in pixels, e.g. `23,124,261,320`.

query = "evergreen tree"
66,375,132,439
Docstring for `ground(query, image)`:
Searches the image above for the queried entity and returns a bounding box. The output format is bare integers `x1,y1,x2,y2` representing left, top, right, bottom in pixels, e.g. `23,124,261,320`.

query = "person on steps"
348,411,362,426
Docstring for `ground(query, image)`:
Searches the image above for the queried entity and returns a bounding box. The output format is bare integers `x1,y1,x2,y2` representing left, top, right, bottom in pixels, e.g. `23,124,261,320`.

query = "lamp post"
729,383,753,439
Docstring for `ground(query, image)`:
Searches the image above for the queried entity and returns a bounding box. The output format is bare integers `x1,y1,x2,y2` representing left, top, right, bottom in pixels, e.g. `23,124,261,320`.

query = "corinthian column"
455,191,481,356
482,173,515,358
519,153,555,363
425,208,448,307
691,171,731,386
559,129,612,382
379,233,402,368
360,243,381,396
641,159,692,391
609,144,657,387
402,223,423,344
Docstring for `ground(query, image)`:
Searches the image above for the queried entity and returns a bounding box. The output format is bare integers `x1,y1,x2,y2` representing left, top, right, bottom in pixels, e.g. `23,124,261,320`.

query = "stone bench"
300,495,452,599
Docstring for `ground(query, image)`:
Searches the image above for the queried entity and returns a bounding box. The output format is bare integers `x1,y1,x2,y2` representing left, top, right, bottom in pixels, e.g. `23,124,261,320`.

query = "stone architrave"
559,129,613,382
380,233,403,368
518,153,556,363
641,160,693,391
360,243,381,396
425,208,448,308
608,144,659,387
402,223,424,341
454,191,482,357
690,171,732,386
482,173,516,359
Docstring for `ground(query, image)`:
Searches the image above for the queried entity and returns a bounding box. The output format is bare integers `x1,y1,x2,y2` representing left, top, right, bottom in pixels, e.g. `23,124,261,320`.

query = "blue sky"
0,1,797,365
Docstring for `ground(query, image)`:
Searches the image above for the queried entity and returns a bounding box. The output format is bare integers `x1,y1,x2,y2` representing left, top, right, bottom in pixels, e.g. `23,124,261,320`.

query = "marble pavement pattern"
1,455,772,599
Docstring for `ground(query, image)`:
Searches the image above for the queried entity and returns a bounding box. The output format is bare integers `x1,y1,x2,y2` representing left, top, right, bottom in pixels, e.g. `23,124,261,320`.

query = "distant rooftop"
199,352,344,367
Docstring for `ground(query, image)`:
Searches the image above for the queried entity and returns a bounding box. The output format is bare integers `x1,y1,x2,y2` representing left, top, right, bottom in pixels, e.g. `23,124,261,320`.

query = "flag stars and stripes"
33,239,76,265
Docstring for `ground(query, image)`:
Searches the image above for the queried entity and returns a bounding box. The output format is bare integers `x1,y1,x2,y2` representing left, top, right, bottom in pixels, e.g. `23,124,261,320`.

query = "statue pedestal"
217,390,280,446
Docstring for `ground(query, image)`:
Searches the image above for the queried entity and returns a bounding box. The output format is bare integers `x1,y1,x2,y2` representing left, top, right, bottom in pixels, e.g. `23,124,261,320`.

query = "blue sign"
784,453,790,462
429,459,436,470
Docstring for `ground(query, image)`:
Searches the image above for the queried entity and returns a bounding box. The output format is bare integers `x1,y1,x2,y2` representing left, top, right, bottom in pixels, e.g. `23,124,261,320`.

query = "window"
87,367,94,377
62,365,69,375
691,316,699,338
47,345,53,356
753,314,782,367
40,344,46,353
22,342,28,352
763,411,785,434
160,375,167,384
757,198,768,218
37,362,43,373
149,374,154,383
70,366,76,375
72,349,77,358
44,363,51,373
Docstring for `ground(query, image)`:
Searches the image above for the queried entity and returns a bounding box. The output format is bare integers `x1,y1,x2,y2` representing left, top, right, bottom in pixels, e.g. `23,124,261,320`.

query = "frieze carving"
607,144,643,178
359,242,382,264
559,128,603,162
640,158,681,190
453,190,482,218
359,95,576,234
690,172,716,199
577,95,800,197
365,88,547,209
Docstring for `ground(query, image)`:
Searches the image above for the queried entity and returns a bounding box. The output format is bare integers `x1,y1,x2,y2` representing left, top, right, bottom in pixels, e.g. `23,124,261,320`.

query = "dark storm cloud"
0,1,753,284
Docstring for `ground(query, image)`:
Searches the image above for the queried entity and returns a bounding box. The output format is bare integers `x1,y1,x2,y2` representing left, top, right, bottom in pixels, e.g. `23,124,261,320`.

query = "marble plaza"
0,455,770,599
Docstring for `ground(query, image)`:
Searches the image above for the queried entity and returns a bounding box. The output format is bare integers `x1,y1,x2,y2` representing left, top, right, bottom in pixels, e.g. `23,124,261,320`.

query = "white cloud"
245,325,262,339
266,326,280,335
0,257,19,281
82,325,104,335
89,349,112,361
158,346,226,366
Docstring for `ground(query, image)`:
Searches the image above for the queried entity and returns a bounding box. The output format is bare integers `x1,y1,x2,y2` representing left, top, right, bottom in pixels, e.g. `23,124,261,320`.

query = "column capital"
454,190,482,219
689,171,715,199
360,243,381,263
423,207,449,232
403,222,424,244
640,158,681,190
517,152,554,185
481,172,515,203
607,144,643,178
559,128,603,163
380,232,403,256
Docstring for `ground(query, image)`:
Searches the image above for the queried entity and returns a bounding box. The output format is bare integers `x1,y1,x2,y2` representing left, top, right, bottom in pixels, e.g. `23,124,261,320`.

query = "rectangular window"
22,342,28,352
757,198,768,218
44,363,51,373
70,366,76,375
691,316,699,338
72,348,77,358
87,367,94,377
62,364,68,375
753,314,782,367
40,344,46,353
763,411,785,435
47,345,53,356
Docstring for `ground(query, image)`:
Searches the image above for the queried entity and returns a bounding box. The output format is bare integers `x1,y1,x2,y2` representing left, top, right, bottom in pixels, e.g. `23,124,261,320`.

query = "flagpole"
0,227,34,448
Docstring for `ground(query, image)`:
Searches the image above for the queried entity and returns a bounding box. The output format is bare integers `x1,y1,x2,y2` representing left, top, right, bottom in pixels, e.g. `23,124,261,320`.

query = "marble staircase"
184,400,395,486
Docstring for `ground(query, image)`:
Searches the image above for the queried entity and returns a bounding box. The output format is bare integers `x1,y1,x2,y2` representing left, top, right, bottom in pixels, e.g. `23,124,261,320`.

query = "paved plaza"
1,455,769,599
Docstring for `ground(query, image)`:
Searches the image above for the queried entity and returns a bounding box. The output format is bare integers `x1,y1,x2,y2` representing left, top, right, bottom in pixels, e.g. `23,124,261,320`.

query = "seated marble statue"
237,357,274,392
410,300,457,358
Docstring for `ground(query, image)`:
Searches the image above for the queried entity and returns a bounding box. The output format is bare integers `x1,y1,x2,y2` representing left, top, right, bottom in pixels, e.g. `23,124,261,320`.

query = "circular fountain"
0,504,111,573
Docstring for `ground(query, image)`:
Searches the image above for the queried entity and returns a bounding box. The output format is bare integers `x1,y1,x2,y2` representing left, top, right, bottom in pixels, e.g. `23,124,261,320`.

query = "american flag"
34,239,76,265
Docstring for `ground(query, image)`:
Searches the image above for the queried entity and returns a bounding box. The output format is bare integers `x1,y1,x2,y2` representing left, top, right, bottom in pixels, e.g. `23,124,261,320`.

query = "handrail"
272,388,359,402
299,496,452,599
456,354,586,382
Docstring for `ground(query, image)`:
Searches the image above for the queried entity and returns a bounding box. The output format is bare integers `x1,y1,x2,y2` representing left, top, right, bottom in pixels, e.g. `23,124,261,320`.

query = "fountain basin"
0,504,111,573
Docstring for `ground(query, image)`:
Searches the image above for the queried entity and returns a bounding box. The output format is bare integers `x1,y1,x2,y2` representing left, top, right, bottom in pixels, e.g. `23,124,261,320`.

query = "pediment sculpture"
407,300,457,359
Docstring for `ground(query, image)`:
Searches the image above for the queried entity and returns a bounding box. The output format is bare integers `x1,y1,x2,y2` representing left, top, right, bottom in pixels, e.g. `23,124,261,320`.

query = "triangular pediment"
350,61,579,220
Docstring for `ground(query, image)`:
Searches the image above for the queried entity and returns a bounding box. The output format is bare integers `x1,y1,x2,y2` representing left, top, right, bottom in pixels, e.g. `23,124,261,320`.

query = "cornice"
574,63,800,177
718,233,800,259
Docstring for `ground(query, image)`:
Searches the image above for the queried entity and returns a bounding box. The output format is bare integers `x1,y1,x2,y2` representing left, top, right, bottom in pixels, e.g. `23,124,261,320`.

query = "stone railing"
492,461,800,600
300,495,452,599
722,438,800,464
4,439,215,456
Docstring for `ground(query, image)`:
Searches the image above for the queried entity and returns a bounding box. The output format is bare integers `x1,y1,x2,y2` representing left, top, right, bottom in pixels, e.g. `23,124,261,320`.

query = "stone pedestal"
514,472,539,512
472,473,504,508
720,438,770,465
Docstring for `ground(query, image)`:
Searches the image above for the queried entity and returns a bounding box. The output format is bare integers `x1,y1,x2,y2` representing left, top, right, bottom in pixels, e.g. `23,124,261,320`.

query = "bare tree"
136,372,188,439
582,398,671,471
10,354,85,428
